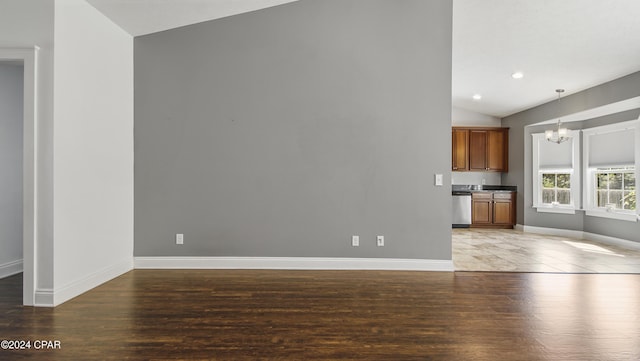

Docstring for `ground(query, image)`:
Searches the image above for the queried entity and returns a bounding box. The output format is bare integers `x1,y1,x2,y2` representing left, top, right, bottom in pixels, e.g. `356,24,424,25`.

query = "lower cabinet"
471,192,516,228
471,193,492,224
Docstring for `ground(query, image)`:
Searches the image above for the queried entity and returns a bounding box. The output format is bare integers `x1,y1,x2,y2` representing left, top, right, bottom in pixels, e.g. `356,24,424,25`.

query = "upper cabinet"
452,127,509,172
452,128,469,171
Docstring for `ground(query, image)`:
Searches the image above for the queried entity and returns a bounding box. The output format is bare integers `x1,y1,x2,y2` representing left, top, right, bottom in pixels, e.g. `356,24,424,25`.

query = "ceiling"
86,0,300,36
453,0,640,118
88,0,640,118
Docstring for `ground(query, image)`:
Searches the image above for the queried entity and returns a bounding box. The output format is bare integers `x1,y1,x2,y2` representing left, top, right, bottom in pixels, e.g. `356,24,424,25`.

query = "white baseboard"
584,232,640,251
519,225,584,239
134,257,454,272
34,258,133,307
34,288,54,307
0,259,23,279
518,224,640,251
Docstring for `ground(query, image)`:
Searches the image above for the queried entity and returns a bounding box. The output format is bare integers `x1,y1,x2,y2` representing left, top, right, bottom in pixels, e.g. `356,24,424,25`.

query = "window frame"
582,120,639,222
532,131,581,214
541,171,573,206
595,167,635,210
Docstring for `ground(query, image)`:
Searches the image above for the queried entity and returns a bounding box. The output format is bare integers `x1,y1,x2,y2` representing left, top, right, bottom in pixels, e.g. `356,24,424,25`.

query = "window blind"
587,128,635,167
538,136,574,169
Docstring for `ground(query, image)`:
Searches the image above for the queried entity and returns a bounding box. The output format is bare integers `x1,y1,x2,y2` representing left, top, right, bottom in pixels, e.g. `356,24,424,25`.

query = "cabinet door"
487,129,508,171
452,129,469,171
492,200,513,225
472,193,492,224
492,192,515,225
468,130,488,171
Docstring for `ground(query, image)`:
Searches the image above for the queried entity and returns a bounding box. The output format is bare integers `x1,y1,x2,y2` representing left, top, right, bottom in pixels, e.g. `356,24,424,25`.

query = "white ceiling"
86,0,300,36
453,0,640,118
87,0,640,118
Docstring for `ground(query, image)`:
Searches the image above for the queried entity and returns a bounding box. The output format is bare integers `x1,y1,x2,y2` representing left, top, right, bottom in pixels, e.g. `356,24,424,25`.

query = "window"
583,120,639,221
542,172,571,205
594,167,636,212
531,130,580,213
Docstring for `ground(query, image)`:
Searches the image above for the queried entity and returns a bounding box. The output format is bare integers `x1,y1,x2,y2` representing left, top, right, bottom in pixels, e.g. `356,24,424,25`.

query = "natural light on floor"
562,240,625,257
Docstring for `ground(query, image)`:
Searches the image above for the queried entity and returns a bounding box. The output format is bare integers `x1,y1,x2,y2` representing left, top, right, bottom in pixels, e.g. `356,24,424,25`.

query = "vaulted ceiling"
87,0,300,36
87,0,640,118
453,0,640,117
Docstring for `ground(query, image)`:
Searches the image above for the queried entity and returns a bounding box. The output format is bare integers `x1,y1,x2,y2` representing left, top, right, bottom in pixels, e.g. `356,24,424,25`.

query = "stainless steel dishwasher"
452,190,472,228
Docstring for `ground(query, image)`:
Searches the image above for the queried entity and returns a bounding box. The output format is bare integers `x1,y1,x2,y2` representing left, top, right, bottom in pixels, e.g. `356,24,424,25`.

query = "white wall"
0,0,56,297
52,0,133,305
451,171,501,186
0,64,24,278
451,106,502,185
452,106,501,127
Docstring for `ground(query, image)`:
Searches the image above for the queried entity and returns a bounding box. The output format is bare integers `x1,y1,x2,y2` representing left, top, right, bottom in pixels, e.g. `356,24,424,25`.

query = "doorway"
0,62,24,283
0,48,37,305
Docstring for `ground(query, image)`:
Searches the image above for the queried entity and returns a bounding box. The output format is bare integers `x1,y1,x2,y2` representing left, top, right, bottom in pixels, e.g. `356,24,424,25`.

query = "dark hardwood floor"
1,270,640,360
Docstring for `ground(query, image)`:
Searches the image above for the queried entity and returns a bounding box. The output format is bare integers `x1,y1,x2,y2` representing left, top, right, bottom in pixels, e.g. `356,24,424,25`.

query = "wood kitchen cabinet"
452,127,509,172
471,192,492,224
471,191,516,228
452,128,469,171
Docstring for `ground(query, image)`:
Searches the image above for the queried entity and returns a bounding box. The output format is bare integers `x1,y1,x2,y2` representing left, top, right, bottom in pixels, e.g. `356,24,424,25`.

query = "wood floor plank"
1,270,640,360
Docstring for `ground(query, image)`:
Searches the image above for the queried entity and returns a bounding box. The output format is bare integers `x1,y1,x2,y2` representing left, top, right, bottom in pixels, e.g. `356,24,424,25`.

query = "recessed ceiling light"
511,72,524,79
472,94,482,100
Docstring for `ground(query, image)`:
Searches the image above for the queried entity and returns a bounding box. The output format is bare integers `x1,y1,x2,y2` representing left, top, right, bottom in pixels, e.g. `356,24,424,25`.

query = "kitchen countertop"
452,184,517,194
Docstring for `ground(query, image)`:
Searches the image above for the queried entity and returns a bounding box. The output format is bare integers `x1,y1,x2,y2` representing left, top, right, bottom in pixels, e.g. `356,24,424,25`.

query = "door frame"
0,47,38,306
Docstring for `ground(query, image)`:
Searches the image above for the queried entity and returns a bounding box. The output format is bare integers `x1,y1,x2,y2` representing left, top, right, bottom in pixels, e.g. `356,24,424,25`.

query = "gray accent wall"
0,0,56,295
0,64,23,273
134,0,453,259
503,71,640,242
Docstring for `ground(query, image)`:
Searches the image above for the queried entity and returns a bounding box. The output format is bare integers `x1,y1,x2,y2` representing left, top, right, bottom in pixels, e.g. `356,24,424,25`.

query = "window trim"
532,131,581,214
585,166,636,220
582,120,639,222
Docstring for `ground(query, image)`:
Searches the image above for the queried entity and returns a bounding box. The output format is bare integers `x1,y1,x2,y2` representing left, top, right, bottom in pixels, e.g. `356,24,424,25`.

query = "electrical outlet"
351,235,359,247
376,235,384,247
176,233,184,245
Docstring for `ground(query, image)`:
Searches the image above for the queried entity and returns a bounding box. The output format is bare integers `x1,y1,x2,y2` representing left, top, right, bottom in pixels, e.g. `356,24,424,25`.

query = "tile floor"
453,228,640,273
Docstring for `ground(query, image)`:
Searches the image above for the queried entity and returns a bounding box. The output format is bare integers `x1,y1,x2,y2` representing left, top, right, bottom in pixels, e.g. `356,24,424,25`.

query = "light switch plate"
435,174,443,186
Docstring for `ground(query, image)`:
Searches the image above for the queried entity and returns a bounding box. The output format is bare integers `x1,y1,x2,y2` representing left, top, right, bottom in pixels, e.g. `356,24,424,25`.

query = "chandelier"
545,89,570,144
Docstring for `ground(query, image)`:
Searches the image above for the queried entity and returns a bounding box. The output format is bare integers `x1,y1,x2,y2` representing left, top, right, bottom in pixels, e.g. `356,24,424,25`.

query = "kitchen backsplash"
451,172,501,186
